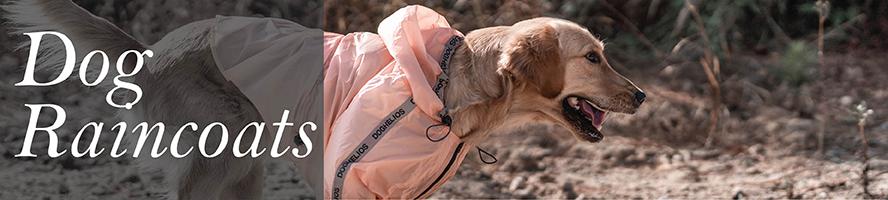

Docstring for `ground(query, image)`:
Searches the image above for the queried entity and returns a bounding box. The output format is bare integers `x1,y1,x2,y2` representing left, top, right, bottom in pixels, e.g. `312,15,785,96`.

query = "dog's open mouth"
562,96,608,143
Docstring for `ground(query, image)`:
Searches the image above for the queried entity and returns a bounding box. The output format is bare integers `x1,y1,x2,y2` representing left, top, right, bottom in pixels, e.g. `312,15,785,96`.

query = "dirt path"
434,133,888,198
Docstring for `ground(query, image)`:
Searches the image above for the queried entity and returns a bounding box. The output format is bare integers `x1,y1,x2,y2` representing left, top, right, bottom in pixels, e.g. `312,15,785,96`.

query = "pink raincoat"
212,5,468,199
323,5,469,199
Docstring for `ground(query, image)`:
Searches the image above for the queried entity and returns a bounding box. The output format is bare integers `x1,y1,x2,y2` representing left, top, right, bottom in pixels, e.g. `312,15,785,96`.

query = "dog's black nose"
634,91,646,105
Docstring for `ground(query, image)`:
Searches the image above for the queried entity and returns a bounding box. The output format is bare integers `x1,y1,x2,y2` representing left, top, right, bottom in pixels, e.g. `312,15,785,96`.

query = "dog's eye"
585,52,600,64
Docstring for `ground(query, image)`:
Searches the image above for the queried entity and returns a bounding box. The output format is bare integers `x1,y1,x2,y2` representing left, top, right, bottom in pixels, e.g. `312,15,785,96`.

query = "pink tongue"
579,101,605,127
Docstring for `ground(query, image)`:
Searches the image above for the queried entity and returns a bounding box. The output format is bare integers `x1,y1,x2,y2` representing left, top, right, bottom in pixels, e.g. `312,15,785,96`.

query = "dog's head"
489,18,645,143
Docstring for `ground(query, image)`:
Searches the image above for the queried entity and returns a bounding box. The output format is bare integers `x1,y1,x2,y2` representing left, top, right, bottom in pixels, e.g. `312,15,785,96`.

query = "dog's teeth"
568,97,581,109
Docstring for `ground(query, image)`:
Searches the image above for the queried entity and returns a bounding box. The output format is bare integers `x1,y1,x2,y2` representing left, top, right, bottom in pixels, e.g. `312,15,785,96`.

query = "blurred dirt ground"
431,50,888,199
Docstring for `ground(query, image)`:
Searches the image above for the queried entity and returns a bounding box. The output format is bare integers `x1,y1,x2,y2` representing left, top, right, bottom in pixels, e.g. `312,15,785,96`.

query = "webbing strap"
331,36,463,199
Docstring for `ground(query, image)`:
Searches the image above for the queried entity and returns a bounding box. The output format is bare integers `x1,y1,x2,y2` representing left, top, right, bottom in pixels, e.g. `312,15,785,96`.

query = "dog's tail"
2,0,147,87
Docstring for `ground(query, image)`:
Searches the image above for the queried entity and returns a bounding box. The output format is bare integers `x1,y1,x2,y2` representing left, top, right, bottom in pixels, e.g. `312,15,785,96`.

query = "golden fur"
448,17,643,144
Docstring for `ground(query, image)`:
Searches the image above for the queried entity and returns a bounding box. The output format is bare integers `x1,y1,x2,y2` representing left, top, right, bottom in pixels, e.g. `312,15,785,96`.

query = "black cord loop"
477,147,498,164
425,123,451,142
426,112,453,142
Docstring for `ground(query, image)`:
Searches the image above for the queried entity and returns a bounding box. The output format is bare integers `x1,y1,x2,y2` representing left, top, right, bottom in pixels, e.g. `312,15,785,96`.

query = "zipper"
414,142,465,199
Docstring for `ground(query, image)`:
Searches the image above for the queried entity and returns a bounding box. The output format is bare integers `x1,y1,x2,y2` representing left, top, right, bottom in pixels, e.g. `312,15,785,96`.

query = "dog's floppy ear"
498,25,563,98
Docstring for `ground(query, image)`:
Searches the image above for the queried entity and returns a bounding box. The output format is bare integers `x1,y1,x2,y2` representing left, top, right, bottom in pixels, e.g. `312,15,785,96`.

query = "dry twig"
815,0,829,157
852,101,875,198
684,0,721,147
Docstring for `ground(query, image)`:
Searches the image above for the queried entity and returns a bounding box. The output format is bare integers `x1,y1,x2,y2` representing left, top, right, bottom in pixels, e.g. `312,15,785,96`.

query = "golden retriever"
449,17,645,145
3,0,643,199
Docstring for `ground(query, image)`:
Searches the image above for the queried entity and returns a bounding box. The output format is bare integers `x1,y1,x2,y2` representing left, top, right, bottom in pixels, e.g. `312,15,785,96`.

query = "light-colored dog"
3,0,644,199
